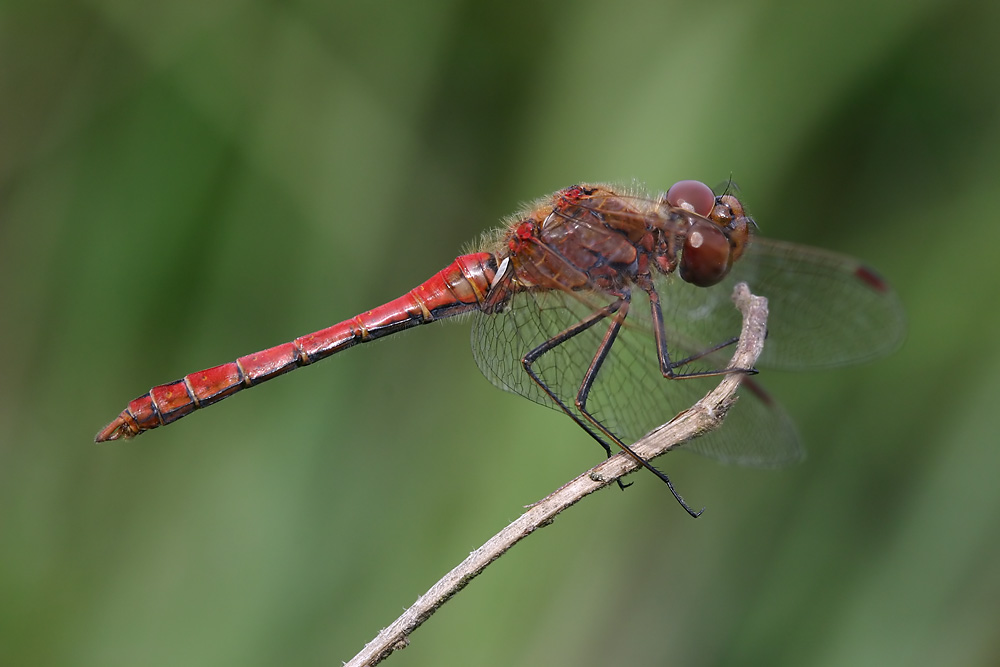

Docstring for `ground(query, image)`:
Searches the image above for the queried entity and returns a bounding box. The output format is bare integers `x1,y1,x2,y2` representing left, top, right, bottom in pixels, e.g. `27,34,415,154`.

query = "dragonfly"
96,180,905,516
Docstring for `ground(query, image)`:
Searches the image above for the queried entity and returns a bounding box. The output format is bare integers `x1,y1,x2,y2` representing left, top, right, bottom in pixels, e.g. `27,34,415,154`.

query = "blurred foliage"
2,0,1000,665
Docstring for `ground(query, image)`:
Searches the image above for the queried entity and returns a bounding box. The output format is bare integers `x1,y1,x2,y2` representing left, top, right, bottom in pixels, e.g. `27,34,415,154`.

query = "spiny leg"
520,290,702,514
645,281,756,381
668,335,742,369
569,301,704,517
521,298,632,490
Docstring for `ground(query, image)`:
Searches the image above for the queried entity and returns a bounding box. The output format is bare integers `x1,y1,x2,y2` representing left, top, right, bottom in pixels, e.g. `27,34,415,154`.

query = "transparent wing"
471,285,803,467
659,238,906,371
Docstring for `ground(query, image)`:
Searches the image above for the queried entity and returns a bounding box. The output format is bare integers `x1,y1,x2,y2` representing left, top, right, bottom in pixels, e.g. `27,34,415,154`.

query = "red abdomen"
95,253,497,441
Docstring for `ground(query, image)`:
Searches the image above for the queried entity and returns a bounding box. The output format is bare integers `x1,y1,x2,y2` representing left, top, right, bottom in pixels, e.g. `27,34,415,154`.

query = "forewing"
660,238,906,371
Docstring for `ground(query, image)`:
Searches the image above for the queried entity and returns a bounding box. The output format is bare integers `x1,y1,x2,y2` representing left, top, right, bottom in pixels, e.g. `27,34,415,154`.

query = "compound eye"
680,220,732,287
666,180,715,217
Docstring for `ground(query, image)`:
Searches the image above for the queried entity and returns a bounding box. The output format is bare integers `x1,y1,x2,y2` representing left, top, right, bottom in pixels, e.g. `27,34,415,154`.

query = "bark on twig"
345,283,768,666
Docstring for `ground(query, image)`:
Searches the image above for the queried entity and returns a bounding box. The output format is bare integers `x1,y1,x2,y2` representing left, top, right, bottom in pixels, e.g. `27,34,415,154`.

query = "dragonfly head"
666,181,753,288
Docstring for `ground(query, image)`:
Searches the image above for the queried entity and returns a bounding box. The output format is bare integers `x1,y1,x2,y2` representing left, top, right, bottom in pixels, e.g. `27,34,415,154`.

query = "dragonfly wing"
737,239,905,369
679,377,803,467
659,238,906,371
472,288,612,412
472,286,803,467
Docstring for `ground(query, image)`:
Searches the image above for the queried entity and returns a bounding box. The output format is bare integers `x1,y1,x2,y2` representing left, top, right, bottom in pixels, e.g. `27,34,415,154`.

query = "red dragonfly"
96,180,904,515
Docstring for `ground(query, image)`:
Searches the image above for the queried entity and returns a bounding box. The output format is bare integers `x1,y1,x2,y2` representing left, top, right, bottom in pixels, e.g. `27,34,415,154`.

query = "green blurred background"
2,1,998,665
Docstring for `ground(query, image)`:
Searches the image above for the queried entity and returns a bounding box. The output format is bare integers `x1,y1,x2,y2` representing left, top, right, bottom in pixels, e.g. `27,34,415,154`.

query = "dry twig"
345,283,768,666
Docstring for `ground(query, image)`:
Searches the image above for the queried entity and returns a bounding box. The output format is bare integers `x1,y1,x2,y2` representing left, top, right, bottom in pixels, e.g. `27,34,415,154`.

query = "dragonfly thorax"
499,183,754,295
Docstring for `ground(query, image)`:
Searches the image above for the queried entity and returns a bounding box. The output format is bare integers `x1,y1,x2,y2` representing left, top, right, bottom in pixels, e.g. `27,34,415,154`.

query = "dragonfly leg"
521,292,702,516
645,282,756,381
569,303,704,517
520,298,635,489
